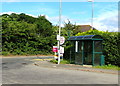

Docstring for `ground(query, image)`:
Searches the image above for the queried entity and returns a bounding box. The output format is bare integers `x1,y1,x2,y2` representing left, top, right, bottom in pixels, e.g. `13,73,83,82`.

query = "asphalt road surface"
2,56,119,84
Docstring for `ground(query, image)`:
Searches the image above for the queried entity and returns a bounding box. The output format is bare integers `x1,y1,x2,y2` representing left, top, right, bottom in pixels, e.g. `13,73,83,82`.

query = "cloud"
1,10,118,32
0,12,14,15
0,11,38,17
46,10,118,32
74,10,118,32
47,15,80,27
47,15,69,26
29,8,58,15
93,10,118,32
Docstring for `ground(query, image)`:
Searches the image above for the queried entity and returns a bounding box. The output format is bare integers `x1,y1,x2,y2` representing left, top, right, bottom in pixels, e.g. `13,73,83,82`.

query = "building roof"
74,25,96,33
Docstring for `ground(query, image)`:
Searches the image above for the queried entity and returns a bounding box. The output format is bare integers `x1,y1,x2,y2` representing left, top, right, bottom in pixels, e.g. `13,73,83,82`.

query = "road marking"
32,59,53,61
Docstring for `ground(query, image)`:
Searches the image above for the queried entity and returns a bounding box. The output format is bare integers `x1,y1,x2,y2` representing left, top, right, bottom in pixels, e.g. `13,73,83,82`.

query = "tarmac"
32,59,119,75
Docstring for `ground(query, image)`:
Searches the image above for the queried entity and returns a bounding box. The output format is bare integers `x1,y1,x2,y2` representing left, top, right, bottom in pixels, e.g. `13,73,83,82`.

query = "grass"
50,59,70,64
50,60,120,70
93,64,120,70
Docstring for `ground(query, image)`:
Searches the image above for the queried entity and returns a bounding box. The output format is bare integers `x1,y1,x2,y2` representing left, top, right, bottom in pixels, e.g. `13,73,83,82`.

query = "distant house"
73,25,96,34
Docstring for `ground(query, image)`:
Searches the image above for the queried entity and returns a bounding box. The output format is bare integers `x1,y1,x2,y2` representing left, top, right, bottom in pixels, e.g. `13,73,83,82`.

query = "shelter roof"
68,35,103,41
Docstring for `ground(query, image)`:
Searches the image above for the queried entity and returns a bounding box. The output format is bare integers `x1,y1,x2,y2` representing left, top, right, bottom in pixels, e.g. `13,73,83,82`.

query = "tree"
1,13,56,55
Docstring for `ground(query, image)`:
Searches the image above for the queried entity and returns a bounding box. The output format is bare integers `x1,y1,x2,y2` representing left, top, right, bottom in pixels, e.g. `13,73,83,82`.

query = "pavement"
32,59,119,75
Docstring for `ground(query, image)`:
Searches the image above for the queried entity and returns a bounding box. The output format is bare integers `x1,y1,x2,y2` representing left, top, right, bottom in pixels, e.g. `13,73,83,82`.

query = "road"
1,56,119,84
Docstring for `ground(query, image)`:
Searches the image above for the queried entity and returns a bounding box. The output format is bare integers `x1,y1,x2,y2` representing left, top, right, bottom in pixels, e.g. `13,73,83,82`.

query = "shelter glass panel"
75,41,83,64
70,41,75,63
94,41,102,52
78,41,82,52
75,52,82,64
83,41,92,65
94,53,102,65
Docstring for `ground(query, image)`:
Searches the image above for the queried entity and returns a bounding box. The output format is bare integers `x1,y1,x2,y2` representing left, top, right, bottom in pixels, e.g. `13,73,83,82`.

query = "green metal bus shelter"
68,35,104,66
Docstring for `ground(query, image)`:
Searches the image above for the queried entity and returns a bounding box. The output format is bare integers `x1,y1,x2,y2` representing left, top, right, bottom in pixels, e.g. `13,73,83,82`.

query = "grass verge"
50,59,70,64
50,60,120,70
93,64,120,70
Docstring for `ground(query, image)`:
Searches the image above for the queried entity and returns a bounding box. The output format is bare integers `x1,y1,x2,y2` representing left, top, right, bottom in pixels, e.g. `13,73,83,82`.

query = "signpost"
52,45,64,60
57,0,62,64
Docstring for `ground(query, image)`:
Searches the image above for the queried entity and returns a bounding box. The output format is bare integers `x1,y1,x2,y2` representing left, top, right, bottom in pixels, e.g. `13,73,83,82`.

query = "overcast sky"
1,0,119,32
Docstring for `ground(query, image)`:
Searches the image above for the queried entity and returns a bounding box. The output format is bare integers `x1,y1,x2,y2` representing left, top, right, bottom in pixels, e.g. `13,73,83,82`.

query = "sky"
1,0,119,32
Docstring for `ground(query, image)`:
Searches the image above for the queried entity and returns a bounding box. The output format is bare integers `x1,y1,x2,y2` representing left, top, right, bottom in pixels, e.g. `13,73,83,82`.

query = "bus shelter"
68,35,104,66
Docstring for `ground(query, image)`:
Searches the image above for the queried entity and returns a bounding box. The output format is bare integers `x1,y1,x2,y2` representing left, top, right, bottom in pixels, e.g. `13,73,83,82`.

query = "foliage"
61,21,77,61
61,20,78,42
62,20,75,37
2,13,56,55
76,29,120,66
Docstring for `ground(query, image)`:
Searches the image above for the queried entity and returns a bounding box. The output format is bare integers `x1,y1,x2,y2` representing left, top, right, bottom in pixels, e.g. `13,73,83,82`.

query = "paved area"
2,57,119,84
33,60,119,75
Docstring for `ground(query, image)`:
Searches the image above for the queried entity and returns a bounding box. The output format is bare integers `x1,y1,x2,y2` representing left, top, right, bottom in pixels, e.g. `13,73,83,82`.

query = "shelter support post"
101,55,105,66
92,41,95,66
82,41,84,65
